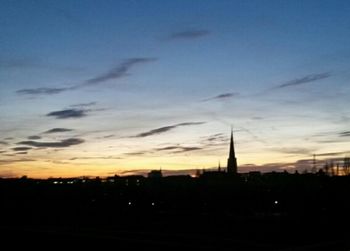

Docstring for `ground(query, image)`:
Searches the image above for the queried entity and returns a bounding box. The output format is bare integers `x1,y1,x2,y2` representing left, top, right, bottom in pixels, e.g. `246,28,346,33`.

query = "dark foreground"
1,173,350,250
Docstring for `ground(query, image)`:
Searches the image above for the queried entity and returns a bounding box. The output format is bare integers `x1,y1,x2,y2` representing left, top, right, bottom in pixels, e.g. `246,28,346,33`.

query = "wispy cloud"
46,109,87,119
316,151,350,157
70,102,97,108
339,131,350,137
12,147,32,151
275,72,331,89
124,145,202,156
83,58,156,86
124,151,149,156
205,133,226,141
168,29,210,40
311,131,350,143
156,145,202,153
16,58,156,95
132,122,205,138
200,133,228,147
44,128,74,134
0,141,8,145
16,87,72,95
155,146,180,151
103,134,115,139
0,158,35,165
2,154,16,157
202,92,239,101
17,138,84,148
28,135,41,140
316,139,343,144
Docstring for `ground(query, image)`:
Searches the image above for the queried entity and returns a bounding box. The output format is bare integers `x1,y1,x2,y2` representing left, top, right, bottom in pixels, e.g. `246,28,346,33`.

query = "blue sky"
1,0,350,178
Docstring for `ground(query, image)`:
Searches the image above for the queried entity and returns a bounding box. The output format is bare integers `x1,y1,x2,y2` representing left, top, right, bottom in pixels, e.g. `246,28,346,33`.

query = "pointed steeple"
218,161,221,172
229,129,235,159
227,128,238,174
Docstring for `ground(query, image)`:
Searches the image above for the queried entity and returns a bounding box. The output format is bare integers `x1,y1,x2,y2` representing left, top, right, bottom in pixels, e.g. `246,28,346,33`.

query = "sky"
1,0,350,178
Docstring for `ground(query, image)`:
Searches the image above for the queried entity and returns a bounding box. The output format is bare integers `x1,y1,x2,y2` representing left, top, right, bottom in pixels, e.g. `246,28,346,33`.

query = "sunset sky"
1,0,350,178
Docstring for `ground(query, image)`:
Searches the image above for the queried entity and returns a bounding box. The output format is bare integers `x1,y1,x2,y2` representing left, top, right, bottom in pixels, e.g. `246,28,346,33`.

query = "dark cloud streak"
155,145,202,153
16,58,156,95
202,92,238,101
173,147,202,153
0,158,35,165
13,147,32,151
169,29,210,40
71,102,97,108
316,151,350,157
83,58,156,86
339,131,350,137
103,134,115,139
46,109,87,119
276,72,331,89
132,122,205,138
17,138,84,148
28,136,41,140
44,128,74,133
156,146,180,151
16,87,72,95
200,133,228,147
124,151,148,156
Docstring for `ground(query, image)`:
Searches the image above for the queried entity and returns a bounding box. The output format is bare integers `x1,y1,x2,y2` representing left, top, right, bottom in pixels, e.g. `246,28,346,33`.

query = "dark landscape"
1,171,350,250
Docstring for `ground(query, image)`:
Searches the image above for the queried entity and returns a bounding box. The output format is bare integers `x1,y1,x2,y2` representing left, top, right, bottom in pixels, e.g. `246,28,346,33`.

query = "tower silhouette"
227,129,238,174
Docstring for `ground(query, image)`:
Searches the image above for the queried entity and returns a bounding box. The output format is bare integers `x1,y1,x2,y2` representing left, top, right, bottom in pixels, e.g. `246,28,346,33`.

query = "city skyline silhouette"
1,155,350,250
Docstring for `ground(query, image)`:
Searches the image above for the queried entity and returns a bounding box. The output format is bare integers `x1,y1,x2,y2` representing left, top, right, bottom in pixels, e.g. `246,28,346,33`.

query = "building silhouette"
227,129,238,174
148,169,162,178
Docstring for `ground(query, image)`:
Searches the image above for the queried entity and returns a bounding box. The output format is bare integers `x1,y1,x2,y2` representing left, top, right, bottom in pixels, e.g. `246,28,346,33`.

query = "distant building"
148,169,163,178
227,129,238,174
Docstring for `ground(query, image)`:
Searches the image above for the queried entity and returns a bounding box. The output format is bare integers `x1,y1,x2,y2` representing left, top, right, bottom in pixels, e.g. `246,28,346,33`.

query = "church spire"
229,129,235,158
227,128,238,174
